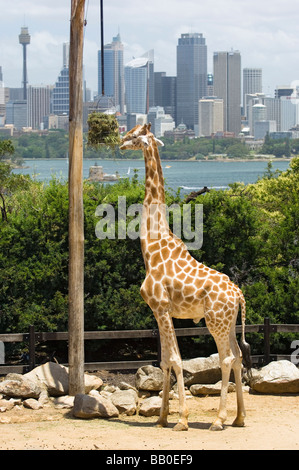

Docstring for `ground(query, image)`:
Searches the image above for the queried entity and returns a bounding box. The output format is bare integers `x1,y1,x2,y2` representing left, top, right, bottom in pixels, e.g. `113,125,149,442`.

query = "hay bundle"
87,112,121,148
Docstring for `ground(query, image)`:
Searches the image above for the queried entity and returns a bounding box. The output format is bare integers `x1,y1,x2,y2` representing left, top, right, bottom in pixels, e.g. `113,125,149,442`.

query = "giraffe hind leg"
209,335,234,431
230,329,246,427
156,366,171,428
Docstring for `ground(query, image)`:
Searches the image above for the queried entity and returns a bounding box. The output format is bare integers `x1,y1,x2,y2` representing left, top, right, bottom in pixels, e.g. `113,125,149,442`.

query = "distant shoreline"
13,156,292,167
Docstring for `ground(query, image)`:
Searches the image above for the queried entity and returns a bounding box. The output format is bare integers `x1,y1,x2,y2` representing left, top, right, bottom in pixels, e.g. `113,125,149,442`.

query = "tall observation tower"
19,26,31,100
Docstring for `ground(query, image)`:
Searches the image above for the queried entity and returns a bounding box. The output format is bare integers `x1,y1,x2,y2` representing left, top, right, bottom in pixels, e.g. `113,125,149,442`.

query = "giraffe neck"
143,142,165,205
141,142,170,260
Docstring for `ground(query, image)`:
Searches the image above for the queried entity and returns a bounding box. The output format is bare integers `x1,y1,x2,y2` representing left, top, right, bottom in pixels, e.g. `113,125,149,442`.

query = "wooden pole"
68,0,85,395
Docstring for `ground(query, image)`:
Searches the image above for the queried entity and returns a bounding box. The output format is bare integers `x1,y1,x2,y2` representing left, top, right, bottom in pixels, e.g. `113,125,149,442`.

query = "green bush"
0,158,297,358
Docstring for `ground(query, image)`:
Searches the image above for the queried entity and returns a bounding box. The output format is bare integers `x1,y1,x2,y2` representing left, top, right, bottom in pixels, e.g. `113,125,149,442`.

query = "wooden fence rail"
0,318,298,375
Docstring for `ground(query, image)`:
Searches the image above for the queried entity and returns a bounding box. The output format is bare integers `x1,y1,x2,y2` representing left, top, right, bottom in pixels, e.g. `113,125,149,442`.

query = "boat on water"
88,165,119,182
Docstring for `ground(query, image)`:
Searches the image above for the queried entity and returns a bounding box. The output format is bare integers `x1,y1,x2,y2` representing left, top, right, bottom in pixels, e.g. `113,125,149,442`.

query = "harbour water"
12,158,290,194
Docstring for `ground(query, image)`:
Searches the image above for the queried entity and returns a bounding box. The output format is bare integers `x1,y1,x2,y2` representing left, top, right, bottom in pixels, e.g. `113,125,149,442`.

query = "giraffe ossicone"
120,124,252,431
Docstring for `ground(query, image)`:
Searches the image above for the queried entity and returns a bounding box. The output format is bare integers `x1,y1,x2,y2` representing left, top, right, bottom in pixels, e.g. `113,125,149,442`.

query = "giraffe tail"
238,290,252,377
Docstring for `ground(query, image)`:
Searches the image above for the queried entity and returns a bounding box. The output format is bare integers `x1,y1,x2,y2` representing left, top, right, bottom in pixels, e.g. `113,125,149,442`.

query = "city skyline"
1,0,299,96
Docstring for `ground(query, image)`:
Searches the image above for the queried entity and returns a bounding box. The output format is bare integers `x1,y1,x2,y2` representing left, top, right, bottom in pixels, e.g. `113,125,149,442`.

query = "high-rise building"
154,72,166,107
252,103,266,136
243,68,262,116
0,67,5,121
52,43,69,116
142,50,155,109
98,34,125,114
246,93,266,133
27,85,51,129
213,50,241,136
19,27,31,101
147,106,175,137
63,42,69,69
5,100,27,130
207,74,214,96
198,98,224,137
176,33,207,130
254,120,276,140
154,72,177,122
161,76,176,122
124,51,154,115
275,86,293,99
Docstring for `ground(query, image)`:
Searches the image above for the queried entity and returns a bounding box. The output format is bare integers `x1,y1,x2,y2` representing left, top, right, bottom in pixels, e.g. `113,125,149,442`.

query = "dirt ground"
0,388,298,451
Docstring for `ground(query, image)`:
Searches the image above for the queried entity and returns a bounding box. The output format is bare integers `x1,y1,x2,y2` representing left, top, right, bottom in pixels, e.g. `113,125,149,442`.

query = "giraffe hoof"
156,419,168,428
232,418,245,427
209,422,224,431
173,422,188,432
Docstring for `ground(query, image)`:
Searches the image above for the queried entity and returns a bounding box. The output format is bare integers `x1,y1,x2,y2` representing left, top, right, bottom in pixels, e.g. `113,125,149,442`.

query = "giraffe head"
120,123,164,150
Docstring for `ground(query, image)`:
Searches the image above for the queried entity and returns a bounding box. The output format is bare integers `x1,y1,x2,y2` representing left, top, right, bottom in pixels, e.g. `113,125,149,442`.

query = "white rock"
135,366,175,391
54,395,75,409
73,393,119,419
23,398,43,410
182,354,222,386
24,362,103,396
110,389,138,416
249,360,299,394
0,373,41,399
139,396,162,417
190,381,236,396
0,399,15,412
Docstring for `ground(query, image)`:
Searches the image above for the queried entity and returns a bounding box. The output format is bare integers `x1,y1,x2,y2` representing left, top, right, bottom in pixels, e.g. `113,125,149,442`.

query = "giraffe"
120,123,252,431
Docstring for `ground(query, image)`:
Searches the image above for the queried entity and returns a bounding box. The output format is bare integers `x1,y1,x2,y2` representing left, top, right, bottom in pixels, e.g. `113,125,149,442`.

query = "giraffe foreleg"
154,312,188,431
172,361,189,431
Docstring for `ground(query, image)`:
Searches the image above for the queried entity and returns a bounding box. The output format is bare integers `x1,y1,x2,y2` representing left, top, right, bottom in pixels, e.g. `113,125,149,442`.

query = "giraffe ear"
147,123,152,131
155,138,164,147
119,139,132,150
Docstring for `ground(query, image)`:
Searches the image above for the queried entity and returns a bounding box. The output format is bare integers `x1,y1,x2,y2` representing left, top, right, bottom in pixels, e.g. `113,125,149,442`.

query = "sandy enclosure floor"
0,392,298,451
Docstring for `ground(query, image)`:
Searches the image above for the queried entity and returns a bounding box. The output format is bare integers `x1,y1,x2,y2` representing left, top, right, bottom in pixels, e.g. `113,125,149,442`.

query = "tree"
226,142,250,158
0,141,29,221
0,140,14,160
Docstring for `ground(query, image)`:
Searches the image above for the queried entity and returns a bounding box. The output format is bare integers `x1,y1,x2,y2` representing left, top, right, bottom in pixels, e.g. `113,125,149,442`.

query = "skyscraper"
124,51,154,115
243,68,262,116
98,34,125,114
125,57,149,114
176,33,207,130
52,43,69,116
19,27,30,100
27,85,51,130
198,98,224,137
213,50,241,136
154,72,177,122
0,67,5,121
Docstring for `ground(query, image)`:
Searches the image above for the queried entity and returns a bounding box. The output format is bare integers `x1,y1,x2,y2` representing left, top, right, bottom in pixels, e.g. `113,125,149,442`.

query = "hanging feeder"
87,111,121,148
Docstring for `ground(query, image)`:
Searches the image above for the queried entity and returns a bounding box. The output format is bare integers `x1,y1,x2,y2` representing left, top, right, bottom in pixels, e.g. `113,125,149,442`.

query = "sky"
1,0,299,97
